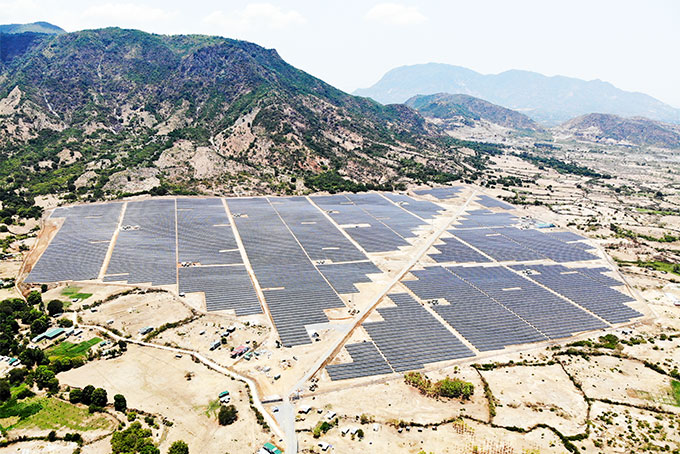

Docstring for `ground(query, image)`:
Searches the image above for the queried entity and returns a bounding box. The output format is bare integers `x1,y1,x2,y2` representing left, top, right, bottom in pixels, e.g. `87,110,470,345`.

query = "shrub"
168,440,189,454
218,405,238,426
91,388,108,407
0,379,10,402
114,394,127,412
47,299,63,316
69,388,83,404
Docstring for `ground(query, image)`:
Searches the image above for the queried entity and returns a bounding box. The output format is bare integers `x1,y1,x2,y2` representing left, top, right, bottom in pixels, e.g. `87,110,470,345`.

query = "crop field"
46,338,101,360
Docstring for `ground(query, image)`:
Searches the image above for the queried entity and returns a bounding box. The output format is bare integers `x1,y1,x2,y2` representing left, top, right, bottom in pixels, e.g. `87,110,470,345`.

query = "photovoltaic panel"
454,209,518,229
177,198,240,265
326,342,393,381
228,197,345,346
428,236,492,264
511,264,641,324
405,266,546,351
381,193,444,219
268,196,366,263
179,265,261,315
346,193,425,238
450,228,544,262
26,203,123,283
476,194,513,210
363,293,474,372
104,199,176,285
448,265,607,339
545,231,587,242
317,261,382,294
414,187,463,200
494,227,599,262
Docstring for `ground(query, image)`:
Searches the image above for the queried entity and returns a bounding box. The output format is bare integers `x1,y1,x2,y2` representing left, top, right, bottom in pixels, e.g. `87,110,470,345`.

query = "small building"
298,405,312,414
210,340,221,351
262,442,282,454
31,327,65,343
219,390,230,398
139,326,153,335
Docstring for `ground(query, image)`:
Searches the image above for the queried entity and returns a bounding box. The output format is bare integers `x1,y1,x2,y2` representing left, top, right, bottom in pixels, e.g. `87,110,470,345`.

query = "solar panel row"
448,265,607,339
362,293,474,372
496,227,599,262
511,264,641,324
405,267,546,351
179,265,261,315
177,198,240,265
104,199,176,285
451,228,544,262
26,203,123,283
429,236,493,264
413,187,464,200
476,194,514,210
381,192,444,219
454,209,518,229
326,342,393,381
228,197,345,346
317,261,382,294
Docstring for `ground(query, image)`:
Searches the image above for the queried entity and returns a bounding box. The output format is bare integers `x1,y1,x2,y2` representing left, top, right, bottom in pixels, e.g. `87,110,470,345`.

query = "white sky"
2,0,679,107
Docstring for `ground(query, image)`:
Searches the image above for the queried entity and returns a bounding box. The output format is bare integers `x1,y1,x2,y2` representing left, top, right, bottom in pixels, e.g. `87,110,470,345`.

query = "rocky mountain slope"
0,28,481,202
0,22,65,35
355,63,680,126
405,93,542,132
554,113,680,149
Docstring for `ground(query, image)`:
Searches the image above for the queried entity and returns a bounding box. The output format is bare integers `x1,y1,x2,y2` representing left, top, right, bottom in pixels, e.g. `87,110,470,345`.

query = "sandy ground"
561,355,678,410
0,440,78,454
58,345,276,454
481,364,588,435
80,290,194,338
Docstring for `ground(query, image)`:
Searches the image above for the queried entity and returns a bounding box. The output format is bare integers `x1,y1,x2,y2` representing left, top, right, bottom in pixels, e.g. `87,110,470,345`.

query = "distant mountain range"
0,21,65,35
355,63,680,126
405,93,542,132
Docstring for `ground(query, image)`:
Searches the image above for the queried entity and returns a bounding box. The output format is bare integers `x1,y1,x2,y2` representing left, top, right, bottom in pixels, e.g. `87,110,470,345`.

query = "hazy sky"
2,0,679,107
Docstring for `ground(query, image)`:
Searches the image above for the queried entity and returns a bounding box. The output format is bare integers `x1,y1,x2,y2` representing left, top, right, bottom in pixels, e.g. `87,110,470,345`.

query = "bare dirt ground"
481,364,588,435
0,440,79,454
58,345,275,454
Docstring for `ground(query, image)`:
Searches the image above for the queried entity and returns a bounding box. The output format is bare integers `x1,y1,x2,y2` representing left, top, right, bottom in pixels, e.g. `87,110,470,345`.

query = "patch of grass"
45,337,101,360
672,380,680,406
616,259,680,277
61,286,93,300
635,207,680,216
11,397,113,431
204,399,220,418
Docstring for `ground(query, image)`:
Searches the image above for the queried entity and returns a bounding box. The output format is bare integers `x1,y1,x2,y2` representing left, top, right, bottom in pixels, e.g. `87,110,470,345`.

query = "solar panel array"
26,203,122,283
346,193,425,238
414,187,464,200
546,231,586,242
429,236,492,264
362,293,474,372
381,193,444,219
495,227,599,262
448,265,607,338
268,197,365,263
179,265,261,314
476,194,513,210
318,261,381,294
405,267,546,351
177,198,240,265
326,342,393,381
104,199,176,285
511,264,641,324
455,209,518,229
228,197,345,346
572,267,623,287
451,228,545,262
311,195,409,252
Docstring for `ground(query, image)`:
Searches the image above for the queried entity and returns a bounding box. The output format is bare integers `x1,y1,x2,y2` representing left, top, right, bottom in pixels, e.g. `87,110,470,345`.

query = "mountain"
405,93,542,131
0,28,472,201
355,63,680,126
0,22,65,35
554,113,680,149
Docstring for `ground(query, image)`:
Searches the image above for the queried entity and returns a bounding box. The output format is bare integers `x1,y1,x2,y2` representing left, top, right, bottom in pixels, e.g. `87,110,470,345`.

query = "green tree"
168,440,189,454
114,394,127,412
91,387,108,407
26,290,42,306
46,299,63,316
30,316,48,337
0,379,10,402
69,388,83,404
81,384,95,405
110,421,159,454
33,365,56,390
218,405,238,426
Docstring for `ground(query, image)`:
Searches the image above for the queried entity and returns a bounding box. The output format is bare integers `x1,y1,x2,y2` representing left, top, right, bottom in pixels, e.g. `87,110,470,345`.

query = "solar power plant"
311,195,409,253
404,267,546,351
381,193,444,219
179,265,261,315
267,196,366,263
571,267,623,287
326,342,393,381
228,197,345,347
177,198,241,265
448,265,607,339
454,209,518,229
317,261,382,294
476,194,514,210
104,199,177,285
413,186,464,200
511,264,641,324
26,203,123,283
494,227,599,262
450,228,545,262
362,293,474,372
567,242,596,250
345,193,426,238
428,236,492,264
546,231,587,242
